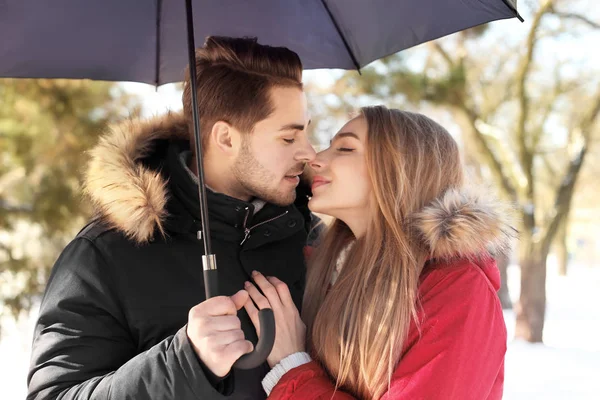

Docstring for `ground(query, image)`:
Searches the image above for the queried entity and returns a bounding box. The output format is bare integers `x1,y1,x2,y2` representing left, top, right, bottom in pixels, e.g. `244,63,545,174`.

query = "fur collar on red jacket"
303,188,517,261
411,188,516,259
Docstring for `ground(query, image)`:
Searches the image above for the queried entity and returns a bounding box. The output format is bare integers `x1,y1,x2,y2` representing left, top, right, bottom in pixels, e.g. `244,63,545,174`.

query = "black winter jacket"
27,113,318,400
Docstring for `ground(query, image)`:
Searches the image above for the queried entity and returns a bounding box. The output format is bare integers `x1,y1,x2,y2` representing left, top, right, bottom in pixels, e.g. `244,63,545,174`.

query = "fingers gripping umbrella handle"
203,255,276,369
234,309,275,369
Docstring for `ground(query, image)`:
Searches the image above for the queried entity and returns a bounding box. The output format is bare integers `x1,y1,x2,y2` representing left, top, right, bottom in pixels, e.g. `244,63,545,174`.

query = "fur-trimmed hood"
84,112,517,256
411,188,517,259
84,112,189,244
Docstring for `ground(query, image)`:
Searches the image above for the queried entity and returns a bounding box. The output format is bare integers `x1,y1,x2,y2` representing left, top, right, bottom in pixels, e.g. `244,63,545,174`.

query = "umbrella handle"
233,309,275,369
203,256,276,370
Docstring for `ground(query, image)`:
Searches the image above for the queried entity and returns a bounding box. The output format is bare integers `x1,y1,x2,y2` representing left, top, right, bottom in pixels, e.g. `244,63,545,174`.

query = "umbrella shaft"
185,0,212,256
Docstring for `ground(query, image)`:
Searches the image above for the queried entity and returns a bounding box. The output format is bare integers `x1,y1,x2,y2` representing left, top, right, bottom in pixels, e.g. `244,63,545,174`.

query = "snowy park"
2,256,599,399
1,1,599,398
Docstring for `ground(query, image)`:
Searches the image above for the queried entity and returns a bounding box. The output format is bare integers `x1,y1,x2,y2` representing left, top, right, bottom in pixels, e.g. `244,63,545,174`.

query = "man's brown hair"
182,36,303,154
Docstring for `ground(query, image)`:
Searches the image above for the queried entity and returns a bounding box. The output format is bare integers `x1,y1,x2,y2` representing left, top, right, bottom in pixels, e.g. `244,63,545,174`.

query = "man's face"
232,86,316,206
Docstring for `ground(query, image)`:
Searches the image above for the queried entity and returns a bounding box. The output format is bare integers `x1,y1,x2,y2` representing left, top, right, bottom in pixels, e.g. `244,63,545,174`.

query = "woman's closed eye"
283,138,296,144
337,147,355,152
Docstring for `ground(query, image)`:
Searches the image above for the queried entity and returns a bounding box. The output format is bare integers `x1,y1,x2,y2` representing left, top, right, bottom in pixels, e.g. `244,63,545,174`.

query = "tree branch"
531,101,556,151
583,86,600,134
0,241,15,263
539,142,586,252
457,106,519,202
541,154,559,181
479,52,516,119
531,67,566,150
514,0,555,229
540,84,600,251
552,10,600,29
431,42,456,69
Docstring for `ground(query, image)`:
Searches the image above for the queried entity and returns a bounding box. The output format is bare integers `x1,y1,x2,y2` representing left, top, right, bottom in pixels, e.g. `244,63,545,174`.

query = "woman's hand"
244,271,306,368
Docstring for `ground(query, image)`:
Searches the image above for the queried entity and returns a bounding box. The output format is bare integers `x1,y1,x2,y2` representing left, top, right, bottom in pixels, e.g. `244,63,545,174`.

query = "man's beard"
232,141,303,206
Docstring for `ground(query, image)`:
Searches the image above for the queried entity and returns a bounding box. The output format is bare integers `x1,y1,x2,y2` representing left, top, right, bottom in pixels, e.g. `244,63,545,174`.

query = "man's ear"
209,121,239,157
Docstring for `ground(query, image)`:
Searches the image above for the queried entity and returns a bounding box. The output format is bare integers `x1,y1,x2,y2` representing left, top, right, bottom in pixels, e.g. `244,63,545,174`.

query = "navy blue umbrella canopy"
0,0,520,370
0,0,521,85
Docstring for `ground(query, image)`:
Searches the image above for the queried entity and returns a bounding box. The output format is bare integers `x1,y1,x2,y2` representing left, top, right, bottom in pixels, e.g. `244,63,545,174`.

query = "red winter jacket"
269,256,507,400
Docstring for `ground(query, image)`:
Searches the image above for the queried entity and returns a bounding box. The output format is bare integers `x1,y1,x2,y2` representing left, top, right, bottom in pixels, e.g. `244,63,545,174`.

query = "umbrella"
0,0,522,369
1,0,522,84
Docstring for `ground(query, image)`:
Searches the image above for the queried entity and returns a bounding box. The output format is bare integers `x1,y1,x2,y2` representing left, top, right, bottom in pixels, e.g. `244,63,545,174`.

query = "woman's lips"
311,176,330,191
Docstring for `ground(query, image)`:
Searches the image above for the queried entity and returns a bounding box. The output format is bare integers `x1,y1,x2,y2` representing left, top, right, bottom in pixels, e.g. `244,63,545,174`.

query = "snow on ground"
503,259,600,399
1,260,599,399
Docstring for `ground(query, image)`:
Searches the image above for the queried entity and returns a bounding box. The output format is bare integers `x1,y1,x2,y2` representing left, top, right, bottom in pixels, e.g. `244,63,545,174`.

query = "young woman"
243,106,515,400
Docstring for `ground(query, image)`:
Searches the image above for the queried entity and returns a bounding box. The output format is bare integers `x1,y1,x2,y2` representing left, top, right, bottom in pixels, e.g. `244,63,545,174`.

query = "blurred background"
1,1,598,398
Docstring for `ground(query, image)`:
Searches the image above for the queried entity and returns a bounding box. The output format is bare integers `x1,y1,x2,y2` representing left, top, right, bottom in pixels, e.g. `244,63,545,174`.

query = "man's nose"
295,137,317,163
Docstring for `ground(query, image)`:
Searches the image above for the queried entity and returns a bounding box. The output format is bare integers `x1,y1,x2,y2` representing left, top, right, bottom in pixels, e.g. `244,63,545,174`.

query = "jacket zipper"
240,210,289,246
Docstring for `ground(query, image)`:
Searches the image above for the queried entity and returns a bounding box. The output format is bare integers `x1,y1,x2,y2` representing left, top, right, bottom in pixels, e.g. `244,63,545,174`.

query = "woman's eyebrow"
330,131,359,144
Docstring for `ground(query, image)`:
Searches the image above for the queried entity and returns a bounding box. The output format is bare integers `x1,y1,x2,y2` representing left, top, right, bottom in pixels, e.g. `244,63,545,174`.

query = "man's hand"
187,290,253,377
244,271,306,368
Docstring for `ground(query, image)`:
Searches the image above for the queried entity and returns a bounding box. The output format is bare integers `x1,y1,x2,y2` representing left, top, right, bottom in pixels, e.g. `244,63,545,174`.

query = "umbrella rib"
319,0,361,72
501,0,524,22
154,0,163,87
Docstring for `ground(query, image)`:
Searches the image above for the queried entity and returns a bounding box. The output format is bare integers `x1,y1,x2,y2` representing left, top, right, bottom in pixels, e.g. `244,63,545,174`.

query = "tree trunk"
515,238,548,343
497,252,512,309
556,218,569,276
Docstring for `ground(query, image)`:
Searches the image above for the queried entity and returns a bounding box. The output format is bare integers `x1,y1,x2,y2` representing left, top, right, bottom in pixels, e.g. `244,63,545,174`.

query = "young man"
27,36,317,400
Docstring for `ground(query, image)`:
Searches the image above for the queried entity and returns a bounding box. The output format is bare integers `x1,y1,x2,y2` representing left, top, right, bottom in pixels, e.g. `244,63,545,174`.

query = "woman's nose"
309,151,326,170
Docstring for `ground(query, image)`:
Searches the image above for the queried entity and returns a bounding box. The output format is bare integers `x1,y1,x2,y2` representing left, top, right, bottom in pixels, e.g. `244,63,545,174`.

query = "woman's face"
308,116,372,223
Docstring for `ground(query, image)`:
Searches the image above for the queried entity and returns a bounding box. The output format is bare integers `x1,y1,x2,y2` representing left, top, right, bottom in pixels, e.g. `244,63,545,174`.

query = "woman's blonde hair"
302,106,464,399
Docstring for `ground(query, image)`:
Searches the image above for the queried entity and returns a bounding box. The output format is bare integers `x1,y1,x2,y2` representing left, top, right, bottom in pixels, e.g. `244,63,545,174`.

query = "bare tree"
312,0,599,342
